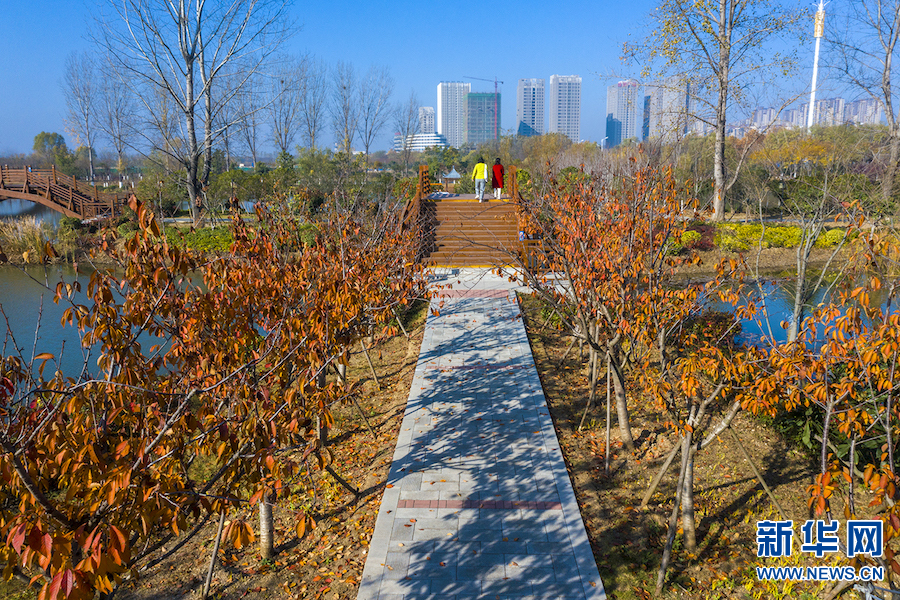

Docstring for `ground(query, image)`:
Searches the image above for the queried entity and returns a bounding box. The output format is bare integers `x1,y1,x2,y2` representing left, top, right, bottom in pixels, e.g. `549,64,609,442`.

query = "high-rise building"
549,75,581,142
466,92,501,146
643,77,692,142
516,78,545,137
436,82,470,148
606,79,641,148
845,97,884,125
419,107,435,135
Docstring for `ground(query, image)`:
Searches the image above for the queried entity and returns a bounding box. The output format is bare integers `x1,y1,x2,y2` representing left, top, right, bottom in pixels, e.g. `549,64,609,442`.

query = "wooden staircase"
420,199,520,267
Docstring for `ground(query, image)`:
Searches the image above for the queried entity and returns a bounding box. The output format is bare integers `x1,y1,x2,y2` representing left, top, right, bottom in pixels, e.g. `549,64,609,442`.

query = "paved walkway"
358,269,606,600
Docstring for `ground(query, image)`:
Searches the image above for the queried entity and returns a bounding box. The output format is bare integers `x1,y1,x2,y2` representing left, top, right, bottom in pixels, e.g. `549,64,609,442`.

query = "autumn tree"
749,230,900,593
513,160,781,595
625,0,806,220
515,160,691,454
0,197,426,598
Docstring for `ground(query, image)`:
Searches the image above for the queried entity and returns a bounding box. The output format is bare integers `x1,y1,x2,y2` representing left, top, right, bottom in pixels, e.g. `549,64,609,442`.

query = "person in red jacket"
491,158,504,200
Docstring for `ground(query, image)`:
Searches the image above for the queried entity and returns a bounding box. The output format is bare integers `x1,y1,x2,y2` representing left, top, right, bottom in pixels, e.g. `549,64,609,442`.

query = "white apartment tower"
606,79,641,148
419,107,435,135
436,82,470,148
549,75,581,142
643,77,692,142
516,78,545,137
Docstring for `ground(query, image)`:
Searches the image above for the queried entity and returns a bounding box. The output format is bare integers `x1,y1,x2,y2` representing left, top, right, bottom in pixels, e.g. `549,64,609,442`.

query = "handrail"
0,165,128,219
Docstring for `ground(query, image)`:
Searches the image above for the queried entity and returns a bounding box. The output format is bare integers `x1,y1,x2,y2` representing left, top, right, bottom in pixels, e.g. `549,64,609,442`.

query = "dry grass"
0,217,52,260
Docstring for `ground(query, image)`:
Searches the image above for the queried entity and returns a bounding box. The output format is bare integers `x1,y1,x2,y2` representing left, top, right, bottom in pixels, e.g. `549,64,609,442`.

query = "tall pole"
807,0,826,132
493,79,498,139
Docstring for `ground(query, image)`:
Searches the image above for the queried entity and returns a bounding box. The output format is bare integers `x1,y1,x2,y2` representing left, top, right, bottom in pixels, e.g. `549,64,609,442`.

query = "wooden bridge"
0,166,130,220
401,165,541,268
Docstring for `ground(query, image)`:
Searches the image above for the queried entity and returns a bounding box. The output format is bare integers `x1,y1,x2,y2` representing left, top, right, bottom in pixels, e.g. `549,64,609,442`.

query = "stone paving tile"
357,279,606,600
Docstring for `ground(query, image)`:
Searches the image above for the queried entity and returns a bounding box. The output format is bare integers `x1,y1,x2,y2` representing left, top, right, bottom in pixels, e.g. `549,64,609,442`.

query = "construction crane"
464,76,503,139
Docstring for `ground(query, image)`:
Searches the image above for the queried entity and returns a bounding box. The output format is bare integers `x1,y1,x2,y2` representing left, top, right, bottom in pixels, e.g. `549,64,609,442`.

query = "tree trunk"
681,447,697,552
578,321,600,431
258,489,274,560
656,432,692,596
202,511,227,600
184,61,202,226
608,345,635,452
788,244,808,343
641,443,681,509
711,0,731,222
884,129,900,207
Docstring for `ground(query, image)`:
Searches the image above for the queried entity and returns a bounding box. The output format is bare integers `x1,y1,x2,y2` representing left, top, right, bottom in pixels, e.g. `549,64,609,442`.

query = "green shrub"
117,221,139,237
815,228,846,248
680,230,702,248
665,241,685,256
297,223,318,247
165,226,233,252
715,223,806,251
762,226,803,248
58,217,83,234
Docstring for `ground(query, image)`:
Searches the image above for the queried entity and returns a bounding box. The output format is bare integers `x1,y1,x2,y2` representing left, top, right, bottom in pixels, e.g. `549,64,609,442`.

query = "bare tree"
268,55,308,157
215,72,238,171
330,61,358,156
299,57,328,150
625,0,805,220
394,91,420,177
95,0,292,224
829,0,900,204
236,71,264,167
356,65,394,169
62,51,99,181
97,59,138,183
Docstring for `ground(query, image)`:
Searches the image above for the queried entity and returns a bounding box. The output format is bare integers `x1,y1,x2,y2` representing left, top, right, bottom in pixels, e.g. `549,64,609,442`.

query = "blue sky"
0,0,824,157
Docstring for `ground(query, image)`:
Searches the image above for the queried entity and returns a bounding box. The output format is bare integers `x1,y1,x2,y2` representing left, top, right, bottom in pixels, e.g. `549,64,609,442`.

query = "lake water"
0,199,64,226
0,264,98,377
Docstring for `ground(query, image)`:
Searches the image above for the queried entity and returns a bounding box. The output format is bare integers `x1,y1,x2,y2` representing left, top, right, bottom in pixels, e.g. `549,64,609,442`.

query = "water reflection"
0,199,63,226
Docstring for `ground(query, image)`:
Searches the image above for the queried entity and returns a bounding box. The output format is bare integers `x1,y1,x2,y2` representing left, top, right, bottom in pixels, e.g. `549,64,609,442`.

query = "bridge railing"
0,165,127,220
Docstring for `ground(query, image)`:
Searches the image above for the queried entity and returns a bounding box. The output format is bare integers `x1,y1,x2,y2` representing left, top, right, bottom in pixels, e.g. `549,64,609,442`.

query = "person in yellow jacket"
472,157,489,202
